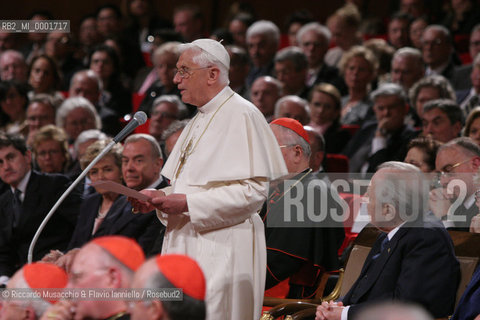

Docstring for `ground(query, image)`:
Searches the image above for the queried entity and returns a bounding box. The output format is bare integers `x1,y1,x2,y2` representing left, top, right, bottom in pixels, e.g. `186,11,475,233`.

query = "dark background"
0,0,394,34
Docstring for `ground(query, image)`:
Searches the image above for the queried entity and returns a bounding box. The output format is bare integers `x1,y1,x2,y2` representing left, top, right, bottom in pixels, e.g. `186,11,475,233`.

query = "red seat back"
325,154,349,173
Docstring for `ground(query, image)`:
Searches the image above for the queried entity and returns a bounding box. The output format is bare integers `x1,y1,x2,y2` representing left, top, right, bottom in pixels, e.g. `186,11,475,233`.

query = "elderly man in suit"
342,83,417,173
316,161,460,320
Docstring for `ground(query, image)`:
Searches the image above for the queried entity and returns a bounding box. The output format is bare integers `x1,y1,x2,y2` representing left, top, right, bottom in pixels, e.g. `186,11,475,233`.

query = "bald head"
69,70,102,105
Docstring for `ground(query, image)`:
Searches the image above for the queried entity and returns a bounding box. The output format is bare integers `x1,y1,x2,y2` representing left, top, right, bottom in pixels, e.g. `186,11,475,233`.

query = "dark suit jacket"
439,59,457,82
449,202,479,232
457,88,471,106
342,222,460,319
323,121,352,154
138,81,181,115
0,171,81,276
342,121,418,173
246,61,275,88
312,64,348,96
453,64,473,91
452,264,480,320
68,193,163,254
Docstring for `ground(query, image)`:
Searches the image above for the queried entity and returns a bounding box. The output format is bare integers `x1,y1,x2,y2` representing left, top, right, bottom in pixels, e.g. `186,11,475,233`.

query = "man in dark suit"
430,137,480,230
122,134,168,255
67,134,167,255
315,162,460,320
452,24,480,91
421,25,458,82
297,22,346,95
68,69,121,137
0,133,81,281
452,263,480,320
457,53,480,117
342,83,418,173
245,20,279,87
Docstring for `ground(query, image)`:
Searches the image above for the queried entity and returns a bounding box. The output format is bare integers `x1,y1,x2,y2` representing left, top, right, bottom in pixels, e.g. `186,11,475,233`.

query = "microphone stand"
27,140,116,263
27,110,147,263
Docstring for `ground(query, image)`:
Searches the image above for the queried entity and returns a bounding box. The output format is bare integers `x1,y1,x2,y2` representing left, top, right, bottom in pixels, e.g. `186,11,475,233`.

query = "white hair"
56,96,102,130
271,123,311,158
14,276,51,317
152,94,188,119
274,95,310,119
246,20,280,45
74,129,108,154
296,22,331,44
393,47,423,64
124,133,163,160
375,161,427,221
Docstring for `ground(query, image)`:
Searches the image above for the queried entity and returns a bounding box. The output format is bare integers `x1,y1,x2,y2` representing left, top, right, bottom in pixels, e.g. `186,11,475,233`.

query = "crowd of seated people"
2,1,480,319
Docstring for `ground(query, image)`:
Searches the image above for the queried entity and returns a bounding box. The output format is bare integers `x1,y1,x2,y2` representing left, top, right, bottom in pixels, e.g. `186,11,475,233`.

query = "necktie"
372,234,390,260
12,189,22,228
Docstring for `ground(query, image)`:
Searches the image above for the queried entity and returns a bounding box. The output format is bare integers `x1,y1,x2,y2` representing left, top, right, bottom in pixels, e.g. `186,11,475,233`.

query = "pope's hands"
129,190,188,215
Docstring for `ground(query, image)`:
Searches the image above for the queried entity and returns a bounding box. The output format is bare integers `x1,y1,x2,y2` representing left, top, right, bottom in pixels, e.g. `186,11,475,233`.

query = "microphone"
28,111,148,263
113,111,148,143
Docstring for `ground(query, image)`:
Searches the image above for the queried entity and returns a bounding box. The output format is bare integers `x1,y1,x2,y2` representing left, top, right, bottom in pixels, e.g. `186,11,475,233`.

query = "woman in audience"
307,83,351,153
31,125,71,174
464,106,480,146
0,80,29,135
404,136,442,173
339,46,378,126
88,44,131,116
56,96,101,143
27,54,63,99
410,17,428,50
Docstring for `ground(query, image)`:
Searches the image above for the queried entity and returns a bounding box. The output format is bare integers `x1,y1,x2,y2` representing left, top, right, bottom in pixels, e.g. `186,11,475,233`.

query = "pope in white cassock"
131,39,288,320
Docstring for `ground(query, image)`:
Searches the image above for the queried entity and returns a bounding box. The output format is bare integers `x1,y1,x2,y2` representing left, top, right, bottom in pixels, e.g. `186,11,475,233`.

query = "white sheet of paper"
90,180,151,202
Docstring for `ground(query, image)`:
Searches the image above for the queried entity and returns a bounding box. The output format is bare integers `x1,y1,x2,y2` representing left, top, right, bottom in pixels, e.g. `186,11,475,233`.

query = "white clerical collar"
198,86,231,114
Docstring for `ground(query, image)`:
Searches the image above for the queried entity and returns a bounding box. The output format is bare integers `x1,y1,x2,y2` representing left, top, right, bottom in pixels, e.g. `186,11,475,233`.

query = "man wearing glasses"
430,137,480,230
421,25,457,82
130,39,287,320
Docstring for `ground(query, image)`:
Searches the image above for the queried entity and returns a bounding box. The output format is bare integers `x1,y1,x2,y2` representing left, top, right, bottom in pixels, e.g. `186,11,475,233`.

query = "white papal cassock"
158,86,288,320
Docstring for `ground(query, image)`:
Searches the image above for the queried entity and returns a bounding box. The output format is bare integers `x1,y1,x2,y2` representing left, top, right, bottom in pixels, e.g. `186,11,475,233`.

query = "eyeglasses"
436,158,473,180
173,66,211,79
279,144,298,149
421,38,445,47
37,149,62,158
475,189,480,200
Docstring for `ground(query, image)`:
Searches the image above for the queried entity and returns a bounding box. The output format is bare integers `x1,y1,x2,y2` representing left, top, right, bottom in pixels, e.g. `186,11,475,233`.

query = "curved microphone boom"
28,111,148,263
